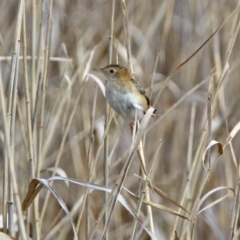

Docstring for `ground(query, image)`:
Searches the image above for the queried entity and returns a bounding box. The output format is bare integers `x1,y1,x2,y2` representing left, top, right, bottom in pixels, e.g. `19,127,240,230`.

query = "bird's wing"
131,78,146,95
131,78,150,106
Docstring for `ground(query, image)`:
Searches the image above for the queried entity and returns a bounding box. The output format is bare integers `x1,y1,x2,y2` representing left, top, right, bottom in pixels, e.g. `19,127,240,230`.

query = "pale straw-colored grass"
0,1,240,239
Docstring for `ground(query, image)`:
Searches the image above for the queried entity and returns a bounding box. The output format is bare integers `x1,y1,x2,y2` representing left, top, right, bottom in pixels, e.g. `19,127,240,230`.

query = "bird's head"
94,64,131,82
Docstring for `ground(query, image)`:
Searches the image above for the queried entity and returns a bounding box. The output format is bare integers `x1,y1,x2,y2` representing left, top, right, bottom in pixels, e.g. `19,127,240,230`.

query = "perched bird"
94,64,156,121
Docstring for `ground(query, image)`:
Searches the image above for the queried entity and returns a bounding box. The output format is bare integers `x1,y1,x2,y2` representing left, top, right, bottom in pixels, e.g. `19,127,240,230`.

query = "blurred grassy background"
1,0,240,239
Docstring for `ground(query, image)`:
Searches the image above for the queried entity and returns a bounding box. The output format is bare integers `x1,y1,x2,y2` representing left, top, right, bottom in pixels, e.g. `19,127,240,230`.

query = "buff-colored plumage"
95,64,156,121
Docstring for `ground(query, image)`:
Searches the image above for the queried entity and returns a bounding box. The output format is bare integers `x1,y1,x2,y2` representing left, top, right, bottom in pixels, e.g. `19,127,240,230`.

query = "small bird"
94,64,156,121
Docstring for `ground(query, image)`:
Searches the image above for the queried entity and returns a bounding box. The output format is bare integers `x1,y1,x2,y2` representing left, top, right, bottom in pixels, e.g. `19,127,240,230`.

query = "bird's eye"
109,69,115,74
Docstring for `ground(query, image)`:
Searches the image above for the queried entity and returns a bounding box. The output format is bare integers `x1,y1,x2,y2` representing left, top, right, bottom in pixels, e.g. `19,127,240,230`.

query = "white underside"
106,82,145,121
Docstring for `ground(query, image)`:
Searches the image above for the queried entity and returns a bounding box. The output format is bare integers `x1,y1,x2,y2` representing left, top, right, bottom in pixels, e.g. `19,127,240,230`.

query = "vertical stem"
149,51,160,100
130,137,155,239
38,0,52,178
186,103,196,199
8,37,20,237
108,0,115,64
22,2,40,239
121,0,132,73
31,0,37,115
3,0,27,238
103,1,115,239
38,0,53,228
85,86,98,239
0,50,27,240
2,107,8,233
206,77,213,168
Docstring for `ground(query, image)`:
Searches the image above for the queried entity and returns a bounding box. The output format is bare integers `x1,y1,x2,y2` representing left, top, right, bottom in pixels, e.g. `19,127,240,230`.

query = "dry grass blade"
87,74,106,97
41,168,69,187
22,179,43,211
229,182,240,240
225,121,240,147
174,231,180,240
0,56,72,62
143,200,189,220
202,140,223,172
172,26,220,74
199,194,232,215
0,232,14,240
124,183,190,213
133,176,190,213
150,185,190,214
148,76,211,132
199,186,235,207
22,178,78,239
198,186,235,215
172,6,240,74
22,177,157,239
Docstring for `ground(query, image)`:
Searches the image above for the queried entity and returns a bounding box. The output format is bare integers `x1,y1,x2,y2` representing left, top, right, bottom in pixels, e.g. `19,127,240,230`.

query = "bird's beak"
93,68,103,72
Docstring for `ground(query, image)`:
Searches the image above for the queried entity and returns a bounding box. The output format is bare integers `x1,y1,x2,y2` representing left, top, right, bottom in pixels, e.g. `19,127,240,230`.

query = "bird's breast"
105,81,147,120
